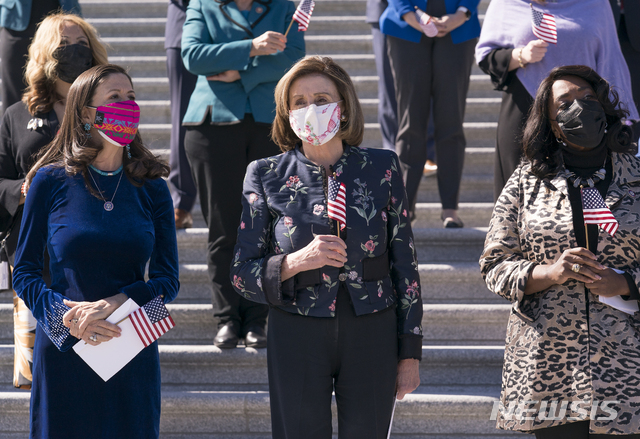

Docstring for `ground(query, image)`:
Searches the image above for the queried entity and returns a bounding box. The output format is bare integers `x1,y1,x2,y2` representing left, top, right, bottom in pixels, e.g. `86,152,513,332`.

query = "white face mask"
289,101,341,146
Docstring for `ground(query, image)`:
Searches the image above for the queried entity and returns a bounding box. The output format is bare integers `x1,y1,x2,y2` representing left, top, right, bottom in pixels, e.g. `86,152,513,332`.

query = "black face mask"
54,44,93,84
555,98,607,150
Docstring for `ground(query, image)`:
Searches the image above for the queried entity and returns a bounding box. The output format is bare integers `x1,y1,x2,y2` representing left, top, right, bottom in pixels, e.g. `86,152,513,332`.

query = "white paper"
73,298,146,381
386,393,398,439
598,268,640,315
0,261,9,290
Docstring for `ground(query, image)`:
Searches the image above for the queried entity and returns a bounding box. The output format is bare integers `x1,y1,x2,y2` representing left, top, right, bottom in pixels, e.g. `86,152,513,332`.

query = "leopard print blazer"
480,152,640,434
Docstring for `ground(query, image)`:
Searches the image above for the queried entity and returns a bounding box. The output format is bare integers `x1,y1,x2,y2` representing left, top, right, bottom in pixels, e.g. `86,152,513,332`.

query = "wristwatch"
457,6,472,20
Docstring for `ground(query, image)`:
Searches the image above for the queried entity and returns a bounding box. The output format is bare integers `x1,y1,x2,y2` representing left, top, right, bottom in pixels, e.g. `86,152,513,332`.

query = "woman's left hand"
63,293,128,340
587,268,631,298
431,11,467,37
207,70,241,83
396,358,420,400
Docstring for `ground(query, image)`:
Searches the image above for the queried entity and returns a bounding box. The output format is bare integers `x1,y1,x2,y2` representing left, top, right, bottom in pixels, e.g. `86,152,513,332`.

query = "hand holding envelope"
73,297,175,381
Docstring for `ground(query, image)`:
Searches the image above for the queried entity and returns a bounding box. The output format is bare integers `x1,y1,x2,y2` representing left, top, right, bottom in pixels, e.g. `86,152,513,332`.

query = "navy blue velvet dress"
13,166,180,439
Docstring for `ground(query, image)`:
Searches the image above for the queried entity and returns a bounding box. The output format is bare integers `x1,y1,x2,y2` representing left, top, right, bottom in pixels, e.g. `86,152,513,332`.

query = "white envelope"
73,298,146,382
598,268,640,316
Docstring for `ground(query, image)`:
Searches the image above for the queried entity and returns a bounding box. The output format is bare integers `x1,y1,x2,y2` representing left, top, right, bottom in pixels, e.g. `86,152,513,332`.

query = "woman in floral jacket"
480,65,640,438
231,56,423,438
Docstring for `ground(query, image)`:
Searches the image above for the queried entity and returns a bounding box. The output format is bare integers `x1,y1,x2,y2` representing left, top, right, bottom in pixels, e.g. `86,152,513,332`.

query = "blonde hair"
22,12,108,115
272,56,364,151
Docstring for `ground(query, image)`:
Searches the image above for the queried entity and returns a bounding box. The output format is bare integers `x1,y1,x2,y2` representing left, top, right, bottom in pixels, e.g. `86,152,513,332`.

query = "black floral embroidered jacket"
231,145,423,359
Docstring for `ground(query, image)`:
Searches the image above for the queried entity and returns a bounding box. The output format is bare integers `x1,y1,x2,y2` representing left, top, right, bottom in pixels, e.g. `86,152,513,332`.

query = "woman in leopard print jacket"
481,65,640,438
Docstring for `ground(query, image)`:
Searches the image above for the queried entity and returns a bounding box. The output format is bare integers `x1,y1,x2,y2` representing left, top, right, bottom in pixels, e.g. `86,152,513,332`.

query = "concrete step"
134,97,500,125
417,172,494,203
0,303,509,345
0,344,504,389
89,16,373,38
137,121,497,153
175,227,487,264
174,259,498,305
0,387,530,438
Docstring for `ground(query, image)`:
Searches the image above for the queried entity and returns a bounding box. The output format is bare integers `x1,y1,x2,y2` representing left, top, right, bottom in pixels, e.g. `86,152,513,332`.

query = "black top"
478,47,536,199
562,146,640,300
0,101,59,259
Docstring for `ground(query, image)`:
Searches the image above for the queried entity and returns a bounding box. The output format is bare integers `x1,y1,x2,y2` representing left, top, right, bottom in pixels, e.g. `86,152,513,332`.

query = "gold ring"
72,319,78,324
572,263,581,273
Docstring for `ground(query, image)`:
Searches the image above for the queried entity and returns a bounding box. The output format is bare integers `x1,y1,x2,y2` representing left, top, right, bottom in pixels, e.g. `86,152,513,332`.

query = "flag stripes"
327,176,347,226
129,296,175,347
581,187,619,236
531,8,557,44
292,0,315,31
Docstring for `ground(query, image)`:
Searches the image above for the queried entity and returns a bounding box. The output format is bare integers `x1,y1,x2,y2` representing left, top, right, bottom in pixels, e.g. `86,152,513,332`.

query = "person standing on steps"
380,0,481,228
0,0,81,112
366,0,437,177
13,64,179,439
610,0,640,119
0,12,108,390
476,0,639,202
165,0,198,229
231,56,422,438
481,65,640,438
181,0,305,349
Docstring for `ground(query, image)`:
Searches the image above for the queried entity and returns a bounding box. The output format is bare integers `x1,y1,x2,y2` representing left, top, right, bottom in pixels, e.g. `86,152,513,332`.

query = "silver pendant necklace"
88,167,124,211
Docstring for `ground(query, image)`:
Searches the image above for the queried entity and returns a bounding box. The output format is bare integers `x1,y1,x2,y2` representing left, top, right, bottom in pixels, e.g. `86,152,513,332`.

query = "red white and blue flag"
531,7,557,44
292,0,315,31
130,296,175,347
327,176,346,229
581,187,619,236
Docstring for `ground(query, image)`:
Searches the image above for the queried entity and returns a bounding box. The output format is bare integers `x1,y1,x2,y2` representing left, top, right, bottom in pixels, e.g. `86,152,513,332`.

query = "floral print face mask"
289,101,341,146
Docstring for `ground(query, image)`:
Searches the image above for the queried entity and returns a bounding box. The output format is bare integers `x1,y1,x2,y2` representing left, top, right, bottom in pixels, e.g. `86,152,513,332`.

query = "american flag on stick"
327,175,346,231
581,187,619,236
531,5,557,44
130,296,175,347
292,0,315,31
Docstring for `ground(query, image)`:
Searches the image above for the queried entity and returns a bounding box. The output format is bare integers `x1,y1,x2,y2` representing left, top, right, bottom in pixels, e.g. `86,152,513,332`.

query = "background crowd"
0,0,639,438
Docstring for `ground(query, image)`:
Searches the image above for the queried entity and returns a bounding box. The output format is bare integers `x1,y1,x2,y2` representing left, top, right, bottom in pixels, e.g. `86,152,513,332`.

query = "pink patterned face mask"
87,100,140,147
289,102,341,146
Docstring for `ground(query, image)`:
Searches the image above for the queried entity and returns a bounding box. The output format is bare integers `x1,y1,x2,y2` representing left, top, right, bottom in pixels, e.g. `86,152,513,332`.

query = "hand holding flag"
414,7,438,38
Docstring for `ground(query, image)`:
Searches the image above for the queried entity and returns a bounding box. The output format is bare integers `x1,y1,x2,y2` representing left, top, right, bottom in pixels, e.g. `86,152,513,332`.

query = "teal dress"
13,166,180,439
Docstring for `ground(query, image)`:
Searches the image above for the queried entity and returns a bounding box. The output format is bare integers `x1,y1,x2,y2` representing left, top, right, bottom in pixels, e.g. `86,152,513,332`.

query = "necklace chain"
558,157,608,188
88,167,124,211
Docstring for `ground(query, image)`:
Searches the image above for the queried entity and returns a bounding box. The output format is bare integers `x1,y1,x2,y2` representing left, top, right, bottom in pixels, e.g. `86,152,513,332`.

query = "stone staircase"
0,0,534,437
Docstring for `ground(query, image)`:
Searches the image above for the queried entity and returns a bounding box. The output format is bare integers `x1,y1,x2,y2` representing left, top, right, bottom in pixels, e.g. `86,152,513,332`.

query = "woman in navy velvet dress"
12,64,179,439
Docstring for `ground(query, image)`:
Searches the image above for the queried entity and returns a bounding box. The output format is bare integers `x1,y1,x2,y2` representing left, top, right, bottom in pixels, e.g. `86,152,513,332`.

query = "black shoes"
214,322,240,349
214,323,267,349
244,326,267,349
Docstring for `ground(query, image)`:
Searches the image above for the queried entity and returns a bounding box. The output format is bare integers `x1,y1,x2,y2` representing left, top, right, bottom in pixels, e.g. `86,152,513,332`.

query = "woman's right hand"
525,247,605,295
281,235,347,281
250,31,287,57
520,39,548,65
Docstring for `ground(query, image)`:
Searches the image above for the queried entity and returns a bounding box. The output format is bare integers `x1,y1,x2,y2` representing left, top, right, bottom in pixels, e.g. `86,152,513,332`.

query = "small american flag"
130,296,175,347
292,0,315,31
531,7,557,44
581,187,618,236
327,176,346,228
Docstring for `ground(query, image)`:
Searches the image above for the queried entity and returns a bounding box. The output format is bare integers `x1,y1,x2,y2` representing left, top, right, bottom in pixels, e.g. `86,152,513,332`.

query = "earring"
125,144,132,159
83,123,92,138
604,123,608,134
556,137,566,146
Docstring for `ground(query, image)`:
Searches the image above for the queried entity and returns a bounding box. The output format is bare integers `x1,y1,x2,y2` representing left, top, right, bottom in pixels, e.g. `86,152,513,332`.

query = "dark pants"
267,285,398,438
166,48,198,212
184,115,278,331
371,24,398,152
387,33,475,213
535,420,640,438
0,0,60,111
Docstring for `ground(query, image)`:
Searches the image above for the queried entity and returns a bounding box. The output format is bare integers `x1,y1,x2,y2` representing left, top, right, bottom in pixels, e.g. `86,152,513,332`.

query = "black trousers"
0,0,60,110
387,33,475,213
267,285,398,439
166,48,198,212
535,420,640,438
619,15,640,117
184,115,278,330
